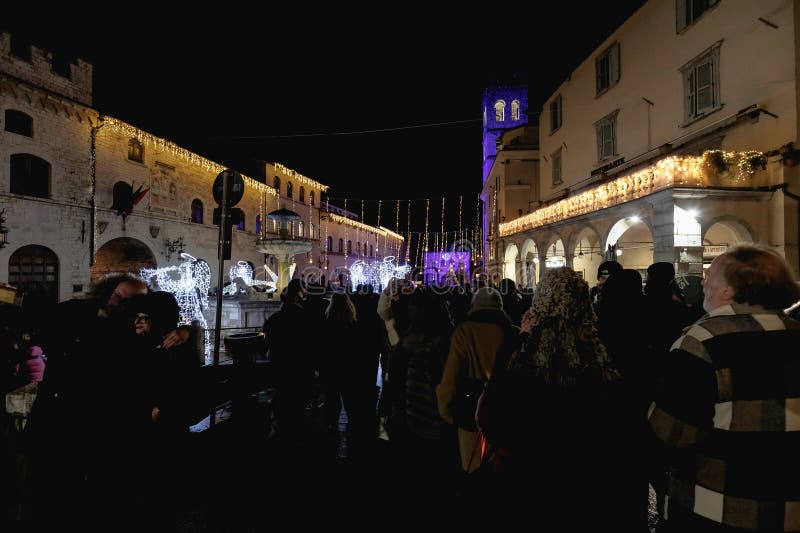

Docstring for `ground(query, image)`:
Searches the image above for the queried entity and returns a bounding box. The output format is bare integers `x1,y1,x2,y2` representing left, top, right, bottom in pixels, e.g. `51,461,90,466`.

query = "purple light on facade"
481,84,529,186
422,251,471,285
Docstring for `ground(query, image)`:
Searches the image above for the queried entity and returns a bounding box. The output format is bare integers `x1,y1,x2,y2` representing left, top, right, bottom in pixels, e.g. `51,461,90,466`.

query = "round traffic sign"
212,169,245,207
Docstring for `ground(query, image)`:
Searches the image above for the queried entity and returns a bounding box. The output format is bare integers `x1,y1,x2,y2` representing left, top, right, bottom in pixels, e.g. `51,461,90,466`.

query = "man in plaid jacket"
648,244,800,532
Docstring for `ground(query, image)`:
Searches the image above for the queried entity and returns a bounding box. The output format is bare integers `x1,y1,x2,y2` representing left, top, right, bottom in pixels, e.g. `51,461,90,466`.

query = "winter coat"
437,308,516,472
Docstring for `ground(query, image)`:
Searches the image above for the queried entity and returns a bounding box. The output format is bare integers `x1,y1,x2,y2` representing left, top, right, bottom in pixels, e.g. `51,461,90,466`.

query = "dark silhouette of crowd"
4,247,800,531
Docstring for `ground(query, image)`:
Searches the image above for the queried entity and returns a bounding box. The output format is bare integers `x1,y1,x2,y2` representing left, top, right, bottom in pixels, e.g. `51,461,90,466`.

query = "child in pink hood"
15,344,46,383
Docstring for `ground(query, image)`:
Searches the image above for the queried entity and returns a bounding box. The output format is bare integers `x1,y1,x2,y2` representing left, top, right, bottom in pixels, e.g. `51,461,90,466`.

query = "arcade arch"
91,237,157,283
519,238,539,290
606,217,653,278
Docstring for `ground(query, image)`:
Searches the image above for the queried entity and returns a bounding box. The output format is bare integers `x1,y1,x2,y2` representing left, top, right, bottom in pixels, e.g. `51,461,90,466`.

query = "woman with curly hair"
483,267,649,531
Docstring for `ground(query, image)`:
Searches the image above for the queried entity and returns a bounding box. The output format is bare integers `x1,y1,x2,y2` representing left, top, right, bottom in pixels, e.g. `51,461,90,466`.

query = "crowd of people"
3,243,800,531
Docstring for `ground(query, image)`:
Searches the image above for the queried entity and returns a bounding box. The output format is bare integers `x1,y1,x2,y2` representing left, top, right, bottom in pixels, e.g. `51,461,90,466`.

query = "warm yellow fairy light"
440,197,446,254
102,116,277,196
498,151,764,237
376,200,382,255
273,162,329,192
406,199,412,264
395,199,401,260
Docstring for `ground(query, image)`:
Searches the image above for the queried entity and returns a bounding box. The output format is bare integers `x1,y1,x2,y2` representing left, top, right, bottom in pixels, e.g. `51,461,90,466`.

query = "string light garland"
406,199,412,265
343,198,349,264
322,193,330,270
422,199,430,268
376,200,382,256
499,151,765,237
102,117,277,196
273,162,329,192
458,195,463,245
440,196,446,254
395,199,401,260
475,195,482,261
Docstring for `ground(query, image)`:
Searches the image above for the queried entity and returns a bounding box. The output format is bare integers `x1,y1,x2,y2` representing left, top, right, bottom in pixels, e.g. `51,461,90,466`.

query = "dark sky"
4,3,646,233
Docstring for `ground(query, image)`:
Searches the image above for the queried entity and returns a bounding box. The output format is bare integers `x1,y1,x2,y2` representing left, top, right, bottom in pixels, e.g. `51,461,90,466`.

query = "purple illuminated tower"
481,83,528,274
482,84,529,186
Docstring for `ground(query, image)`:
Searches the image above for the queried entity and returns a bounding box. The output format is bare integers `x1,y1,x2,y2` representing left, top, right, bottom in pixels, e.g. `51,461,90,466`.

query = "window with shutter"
681,42,721,122
550,95,563,133
551,148,563,186
676,0,720,32
594,110,619,163
595,43,620,95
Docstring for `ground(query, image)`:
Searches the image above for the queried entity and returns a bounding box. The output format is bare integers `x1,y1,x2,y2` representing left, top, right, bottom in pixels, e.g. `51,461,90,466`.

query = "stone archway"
519,238,539,290
91,237,157,283
503,242,519,283
703,218,754,265
704,219,753,246
544,238,566,270
606,217,654,276
570,226,603,287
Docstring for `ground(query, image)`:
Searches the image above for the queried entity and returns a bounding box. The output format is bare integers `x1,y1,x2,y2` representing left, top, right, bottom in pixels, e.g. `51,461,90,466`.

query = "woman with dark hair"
124,291,203,528
128,291,202,434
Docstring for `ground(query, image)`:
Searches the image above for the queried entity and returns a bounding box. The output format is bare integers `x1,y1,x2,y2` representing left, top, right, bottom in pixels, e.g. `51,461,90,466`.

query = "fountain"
255,208,311,294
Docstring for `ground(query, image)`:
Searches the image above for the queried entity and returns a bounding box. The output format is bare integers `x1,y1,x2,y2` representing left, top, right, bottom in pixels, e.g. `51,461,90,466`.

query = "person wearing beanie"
469,286,504,313
591,260,624,313
437,284,518,475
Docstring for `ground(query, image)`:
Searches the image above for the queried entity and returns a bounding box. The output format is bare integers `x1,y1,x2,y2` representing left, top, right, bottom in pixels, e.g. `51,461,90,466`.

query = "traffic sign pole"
213,171,230,367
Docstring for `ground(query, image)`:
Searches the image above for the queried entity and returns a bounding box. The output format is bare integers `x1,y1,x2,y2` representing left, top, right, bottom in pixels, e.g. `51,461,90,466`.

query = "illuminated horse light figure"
140,252,212,363
222,260,278,296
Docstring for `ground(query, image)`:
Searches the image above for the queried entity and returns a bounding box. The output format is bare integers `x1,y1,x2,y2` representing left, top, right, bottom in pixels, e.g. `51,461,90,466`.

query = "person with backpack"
437,287,517,476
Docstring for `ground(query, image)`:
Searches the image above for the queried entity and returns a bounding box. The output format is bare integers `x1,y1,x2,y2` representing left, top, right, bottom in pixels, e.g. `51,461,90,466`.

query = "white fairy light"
222,260,277,295
350,256,411,290
141,252,212,362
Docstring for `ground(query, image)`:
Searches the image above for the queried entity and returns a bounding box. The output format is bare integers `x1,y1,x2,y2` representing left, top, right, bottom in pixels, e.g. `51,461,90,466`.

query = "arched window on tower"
338,238,343,253
494,100,506,122
273,176,280,191
310,191,315,206
299,186,305,203
286,181,293,199
255,214,262,235
191,199,203,223
511,100,521,121
237,211,246,231
10,153,51,199
327,236,333,251
347,240,352,254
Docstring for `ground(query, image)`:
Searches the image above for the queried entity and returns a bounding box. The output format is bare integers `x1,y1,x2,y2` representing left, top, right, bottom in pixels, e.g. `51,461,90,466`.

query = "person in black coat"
263,279,318,448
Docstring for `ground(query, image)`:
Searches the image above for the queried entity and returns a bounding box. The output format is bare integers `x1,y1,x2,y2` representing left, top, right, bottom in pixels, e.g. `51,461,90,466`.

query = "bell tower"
481,83,528,186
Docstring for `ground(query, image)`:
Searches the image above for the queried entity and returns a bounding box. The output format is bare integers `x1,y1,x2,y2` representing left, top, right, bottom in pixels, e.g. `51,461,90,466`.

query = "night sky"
4,2,646,233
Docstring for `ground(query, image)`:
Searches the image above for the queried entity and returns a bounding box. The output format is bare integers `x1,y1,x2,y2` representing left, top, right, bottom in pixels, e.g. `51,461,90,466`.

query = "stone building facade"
0,32,403,306
484,0,800,289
